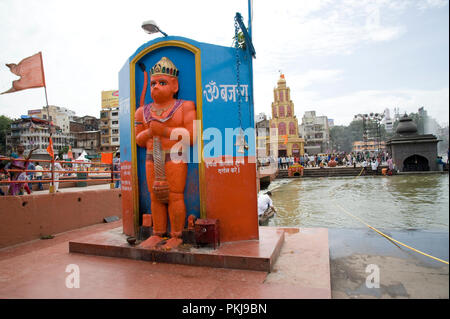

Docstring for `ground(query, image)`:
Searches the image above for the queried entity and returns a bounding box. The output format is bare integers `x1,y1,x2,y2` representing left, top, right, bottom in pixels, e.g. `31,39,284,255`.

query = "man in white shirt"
35,162,44,190
53,158,64,192
258,191,274,216
281,157,286,169
371,159,378,173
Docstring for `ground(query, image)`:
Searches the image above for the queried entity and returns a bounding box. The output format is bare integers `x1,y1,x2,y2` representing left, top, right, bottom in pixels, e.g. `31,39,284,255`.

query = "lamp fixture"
141,20,168,37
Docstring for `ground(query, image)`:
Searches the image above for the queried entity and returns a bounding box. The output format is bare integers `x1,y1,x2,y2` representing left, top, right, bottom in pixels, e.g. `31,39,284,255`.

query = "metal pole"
248,0,252,39
44,86,55,193
378,120,381,153
362,118,366,154
111,161,114,186
247,1,255,128
44,85,49,108
50,156,55,192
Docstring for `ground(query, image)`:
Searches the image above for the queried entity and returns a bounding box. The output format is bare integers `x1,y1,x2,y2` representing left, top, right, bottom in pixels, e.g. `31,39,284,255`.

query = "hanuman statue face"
150,74,179,104
149,57,180,104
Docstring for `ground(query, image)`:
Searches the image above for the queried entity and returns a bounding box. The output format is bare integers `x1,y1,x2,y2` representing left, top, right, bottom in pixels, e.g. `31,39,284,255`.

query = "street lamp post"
141,20,168,37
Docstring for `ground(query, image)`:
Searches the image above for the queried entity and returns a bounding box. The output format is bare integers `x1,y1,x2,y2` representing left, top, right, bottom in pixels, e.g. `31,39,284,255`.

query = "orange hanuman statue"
135,57,196,250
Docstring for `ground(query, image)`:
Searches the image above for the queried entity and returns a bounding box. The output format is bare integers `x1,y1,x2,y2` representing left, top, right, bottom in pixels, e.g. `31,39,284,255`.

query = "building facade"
255,113,270,159
352,140,386,153
71,115,99,132
69,121,85,133
382,108,394,133
299,111,330,155
74,131,101,156
69,115,101,158
386,114,439,171
100,90,120,153
28,105,76,134
255,112,267,123
267,74,304,157
6,117,75,159
100,107,120,152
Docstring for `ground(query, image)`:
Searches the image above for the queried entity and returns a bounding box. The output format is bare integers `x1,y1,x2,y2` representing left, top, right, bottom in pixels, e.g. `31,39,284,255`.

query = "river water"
263,174,449,230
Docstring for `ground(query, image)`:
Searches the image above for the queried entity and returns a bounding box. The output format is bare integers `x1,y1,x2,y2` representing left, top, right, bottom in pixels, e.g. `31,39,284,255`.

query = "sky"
0,0,448,126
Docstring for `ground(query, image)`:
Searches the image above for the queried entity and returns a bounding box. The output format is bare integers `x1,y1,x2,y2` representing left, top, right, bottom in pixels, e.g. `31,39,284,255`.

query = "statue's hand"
136,129,152,147
150,121,167,137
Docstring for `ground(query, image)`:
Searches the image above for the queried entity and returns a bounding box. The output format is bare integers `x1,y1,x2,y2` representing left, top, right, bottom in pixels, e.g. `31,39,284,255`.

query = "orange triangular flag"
1,52,46,94
101,152,113,164
47,137,54,159
283,134,288,145
67,145,73,160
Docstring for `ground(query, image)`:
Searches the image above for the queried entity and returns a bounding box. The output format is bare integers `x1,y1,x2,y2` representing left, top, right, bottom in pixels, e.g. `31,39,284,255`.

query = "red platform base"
69,227,285,272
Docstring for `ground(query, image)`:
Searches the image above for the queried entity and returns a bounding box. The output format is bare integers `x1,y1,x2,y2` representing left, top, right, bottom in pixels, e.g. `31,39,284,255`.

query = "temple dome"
396,114,418,135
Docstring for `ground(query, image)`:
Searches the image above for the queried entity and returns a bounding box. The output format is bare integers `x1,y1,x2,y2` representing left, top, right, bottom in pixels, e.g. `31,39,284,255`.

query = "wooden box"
195,218,220,249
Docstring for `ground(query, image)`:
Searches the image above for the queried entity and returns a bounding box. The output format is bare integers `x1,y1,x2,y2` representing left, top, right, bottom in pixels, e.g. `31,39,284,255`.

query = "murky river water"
263,174,449,230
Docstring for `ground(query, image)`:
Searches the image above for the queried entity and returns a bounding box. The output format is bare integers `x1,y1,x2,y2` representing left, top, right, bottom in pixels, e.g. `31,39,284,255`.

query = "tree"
0,115,13,155
330,119,388,153
330,125,352,152
408,112,425,135
58,145,69,159
348,120,364,142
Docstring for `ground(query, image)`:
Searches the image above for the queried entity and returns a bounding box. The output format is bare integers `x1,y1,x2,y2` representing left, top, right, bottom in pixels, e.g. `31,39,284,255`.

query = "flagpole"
46,95,54,193
44,87,49,109
40,51,55,193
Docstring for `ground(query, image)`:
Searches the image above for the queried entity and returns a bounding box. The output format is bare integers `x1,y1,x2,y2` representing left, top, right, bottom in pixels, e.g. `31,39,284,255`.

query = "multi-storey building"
255,112,267,124
74,131,101,156
28,105,75,133
255,113,270,159
99,107,120,152
268,74,304,157
6,116,75,159
99,90,120,153
68,115,101,158
69,121,85,133
71,115,99,132
299,111,330,155
383,108,394,132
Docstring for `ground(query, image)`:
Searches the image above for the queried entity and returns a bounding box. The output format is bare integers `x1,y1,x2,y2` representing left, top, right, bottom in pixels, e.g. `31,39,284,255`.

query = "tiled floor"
0,221,331,299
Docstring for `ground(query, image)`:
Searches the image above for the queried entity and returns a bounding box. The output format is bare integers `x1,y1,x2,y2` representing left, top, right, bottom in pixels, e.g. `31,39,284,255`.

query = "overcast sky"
0,0,448,126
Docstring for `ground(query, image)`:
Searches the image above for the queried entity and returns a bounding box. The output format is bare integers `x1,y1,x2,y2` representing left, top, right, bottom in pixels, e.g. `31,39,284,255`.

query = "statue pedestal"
69,226,285,272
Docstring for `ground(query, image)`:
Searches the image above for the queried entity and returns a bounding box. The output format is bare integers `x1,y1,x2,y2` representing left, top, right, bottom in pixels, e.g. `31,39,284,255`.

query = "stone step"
69,226,286,272
276,167,387,179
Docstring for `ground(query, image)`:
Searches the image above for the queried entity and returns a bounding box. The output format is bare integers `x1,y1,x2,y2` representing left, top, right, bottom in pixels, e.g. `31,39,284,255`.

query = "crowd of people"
1,145,121,196
257,151,395,173
0,156,63,195
0,145,38,195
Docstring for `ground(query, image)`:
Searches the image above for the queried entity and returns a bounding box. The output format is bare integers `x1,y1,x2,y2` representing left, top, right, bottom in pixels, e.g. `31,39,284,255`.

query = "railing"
0,156,120,194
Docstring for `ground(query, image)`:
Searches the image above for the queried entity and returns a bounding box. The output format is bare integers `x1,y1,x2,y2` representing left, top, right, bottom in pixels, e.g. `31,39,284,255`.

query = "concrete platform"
69,227,285,272
0,221,331,299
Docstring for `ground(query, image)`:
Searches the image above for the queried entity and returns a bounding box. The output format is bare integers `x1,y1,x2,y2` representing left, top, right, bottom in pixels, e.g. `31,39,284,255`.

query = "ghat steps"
277,166,388,178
